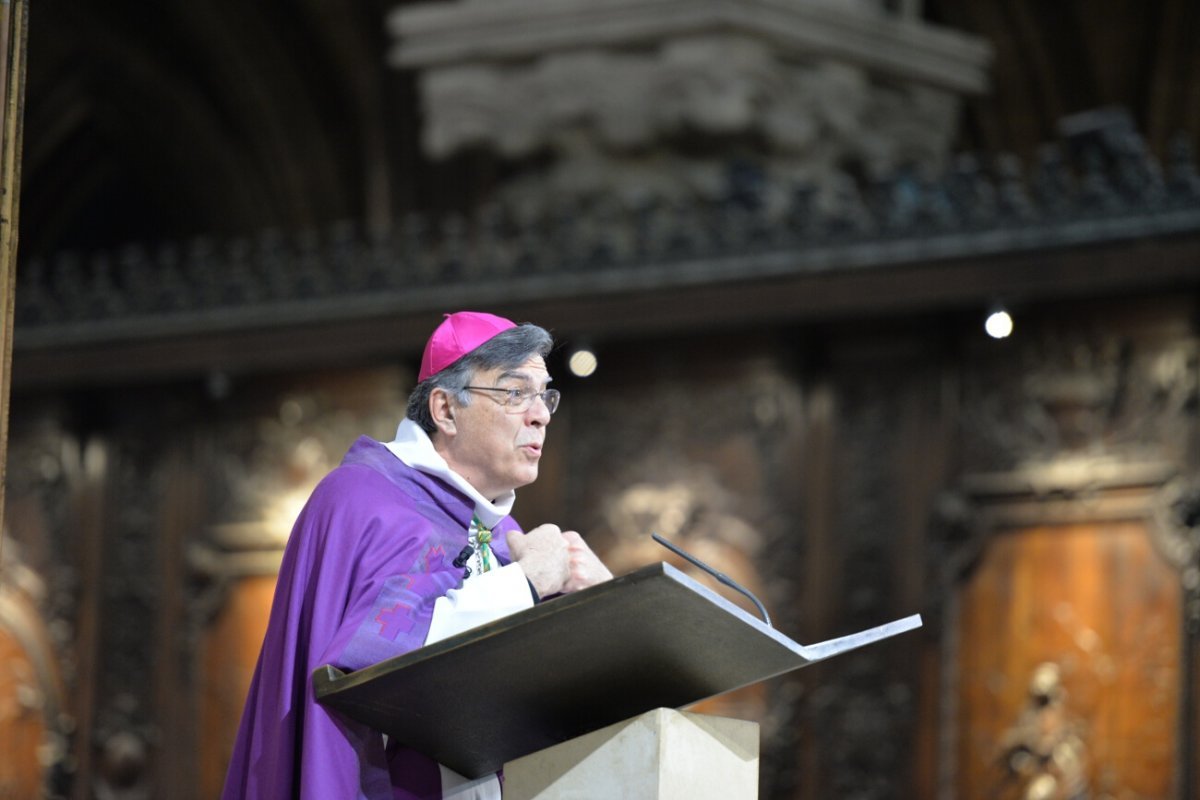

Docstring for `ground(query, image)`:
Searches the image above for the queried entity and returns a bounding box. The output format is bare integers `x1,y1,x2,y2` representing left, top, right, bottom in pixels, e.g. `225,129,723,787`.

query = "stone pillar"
503,708,760,800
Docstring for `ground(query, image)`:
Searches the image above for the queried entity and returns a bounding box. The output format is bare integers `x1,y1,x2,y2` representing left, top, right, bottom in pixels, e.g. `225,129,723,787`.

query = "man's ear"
429,388,458,435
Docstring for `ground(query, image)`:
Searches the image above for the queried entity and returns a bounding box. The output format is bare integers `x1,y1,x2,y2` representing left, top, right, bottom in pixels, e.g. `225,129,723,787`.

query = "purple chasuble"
221,436,521,799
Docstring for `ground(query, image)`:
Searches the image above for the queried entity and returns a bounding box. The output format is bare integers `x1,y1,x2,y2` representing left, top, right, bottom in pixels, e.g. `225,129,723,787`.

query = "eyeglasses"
465,386,561,415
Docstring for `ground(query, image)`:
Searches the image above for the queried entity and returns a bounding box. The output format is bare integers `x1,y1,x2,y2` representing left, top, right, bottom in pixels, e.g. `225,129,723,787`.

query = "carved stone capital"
390,0,991,92
390,0,991,214
416,36,961,161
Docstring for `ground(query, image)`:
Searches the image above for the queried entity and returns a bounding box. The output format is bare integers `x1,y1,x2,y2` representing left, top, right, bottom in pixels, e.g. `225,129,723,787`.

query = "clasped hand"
506,524,613,598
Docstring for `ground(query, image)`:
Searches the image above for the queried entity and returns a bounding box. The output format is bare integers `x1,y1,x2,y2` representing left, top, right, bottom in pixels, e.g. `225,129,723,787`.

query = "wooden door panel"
957,522,1181,799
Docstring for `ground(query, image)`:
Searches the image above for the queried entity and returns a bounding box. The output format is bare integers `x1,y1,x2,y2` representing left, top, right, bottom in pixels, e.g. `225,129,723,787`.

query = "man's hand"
507,526,614,597
561,530,613,592
507,524,571,597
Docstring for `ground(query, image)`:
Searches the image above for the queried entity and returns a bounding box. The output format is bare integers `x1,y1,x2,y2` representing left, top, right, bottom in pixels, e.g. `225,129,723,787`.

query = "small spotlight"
985,308,1013,339
568,347,598,378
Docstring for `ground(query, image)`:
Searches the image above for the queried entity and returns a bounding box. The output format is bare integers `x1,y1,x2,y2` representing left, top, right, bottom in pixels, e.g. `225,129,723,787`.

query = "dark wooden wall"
5,286,1196,798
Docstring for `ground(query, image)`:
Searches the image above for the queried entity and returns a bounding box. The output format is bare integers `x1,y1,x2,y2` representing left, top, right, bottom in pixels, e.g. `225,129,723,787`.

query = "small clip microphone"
452,545,474,568
651,532,772,627
453,544,475,580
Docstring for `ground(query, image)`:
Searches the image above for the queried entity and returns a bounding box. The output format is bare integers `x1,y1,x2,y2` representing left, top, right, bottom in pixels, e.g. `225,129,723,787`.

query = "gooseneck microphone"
651,532,772,627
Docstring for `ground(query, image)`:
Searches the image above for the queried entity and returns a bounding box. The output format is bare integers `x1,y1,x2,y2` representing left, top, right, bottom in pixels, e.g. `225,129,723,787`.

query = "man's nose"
527,394,552,424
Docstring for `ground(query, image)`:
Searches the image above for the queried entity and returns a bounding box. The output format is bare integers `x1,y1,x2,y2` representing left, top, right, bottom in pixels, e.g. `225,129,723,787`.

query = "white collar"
385,418,515,528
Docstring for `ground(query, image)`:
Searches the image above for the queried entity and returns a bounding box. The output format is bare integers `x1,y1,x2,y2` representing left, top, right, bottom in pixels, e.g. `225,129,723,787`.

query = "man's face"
439,355,552,500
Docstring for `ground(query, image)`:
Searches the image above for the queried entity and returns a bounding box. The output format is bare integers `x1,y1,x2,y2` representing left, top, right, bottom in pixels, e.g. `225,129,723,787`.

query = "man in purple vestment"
222,312,612,800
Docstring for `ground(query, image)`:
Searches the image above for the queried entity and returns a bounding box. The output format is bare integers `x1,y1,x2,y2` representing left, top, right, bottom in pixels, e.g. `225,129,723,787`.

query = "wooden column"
0,0,28,545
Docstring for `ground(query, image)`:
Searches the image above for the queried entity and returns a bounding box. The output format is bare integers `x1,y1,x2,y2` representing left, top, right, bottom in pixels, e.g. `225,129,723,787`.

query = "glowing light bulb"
985,309,1013,339
568,348,598,377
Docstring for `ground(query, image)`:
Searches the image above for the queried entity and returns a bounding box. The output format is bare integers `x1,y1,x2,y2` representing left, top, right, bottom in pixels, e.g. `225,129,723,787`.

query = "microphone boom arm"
651,532,772,627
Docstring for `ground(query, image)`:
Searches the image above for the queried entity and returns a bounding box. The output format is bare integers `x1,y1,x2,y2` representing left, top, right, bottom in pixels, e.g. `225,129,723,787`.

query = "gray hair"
406,323,554,434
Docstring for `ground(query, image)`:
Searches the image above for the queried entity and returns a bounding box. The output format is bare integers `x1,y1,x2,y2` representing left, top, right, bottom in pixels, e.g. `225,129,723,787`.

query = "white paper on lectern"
657,562,923,665
793,614,924,660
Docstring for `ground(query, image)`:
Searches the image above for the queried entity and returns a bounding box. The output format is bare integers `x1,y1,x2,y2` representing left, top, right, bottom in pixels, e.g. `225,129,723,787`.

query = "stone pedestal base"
503,708,759,800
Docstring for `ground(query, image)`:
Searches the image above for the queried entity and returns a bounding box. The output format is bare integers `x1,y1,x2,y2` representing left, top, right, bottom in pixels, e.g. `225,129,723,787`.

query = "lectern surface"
313,562,919,778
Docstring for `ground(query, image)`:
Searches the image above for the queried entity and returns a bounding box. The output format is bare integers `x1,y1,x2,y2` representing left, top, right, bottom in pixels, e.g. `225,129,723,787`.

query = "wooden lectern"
314,562,921,797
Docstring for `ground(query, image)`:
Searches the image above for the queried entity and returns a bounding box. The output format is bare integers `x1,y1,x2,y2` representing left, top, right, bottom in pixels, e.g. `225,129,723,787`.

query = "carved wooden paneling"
956,521,1181,799
940,310,1199,800
560,334,806,797
792,342,950,800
